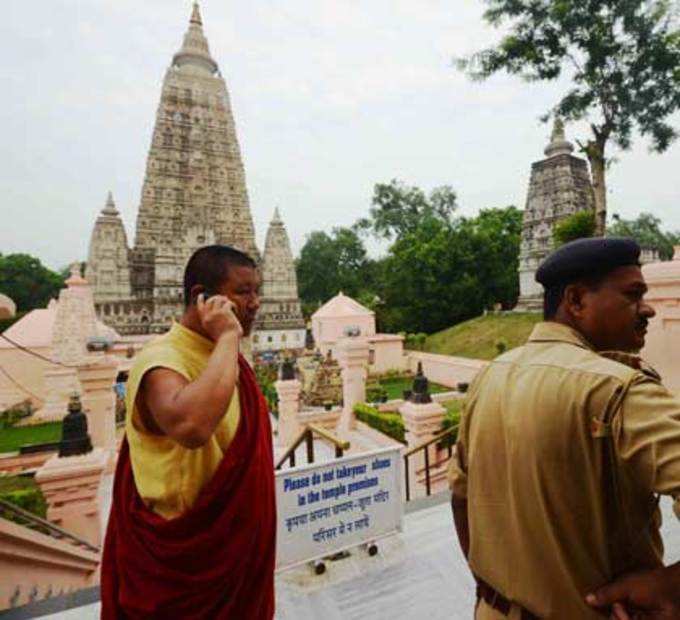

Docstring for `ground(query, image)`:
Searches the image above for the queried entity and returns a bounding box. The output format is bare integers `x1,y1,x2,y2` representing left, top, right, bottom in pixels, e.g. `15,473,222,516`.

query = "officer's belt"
476,576,539,620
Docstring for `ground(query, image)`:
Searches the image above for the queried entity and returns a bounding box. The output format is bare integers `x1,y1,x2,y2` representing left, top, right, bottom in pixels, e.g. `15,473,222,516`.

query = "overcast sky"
2,0,679,270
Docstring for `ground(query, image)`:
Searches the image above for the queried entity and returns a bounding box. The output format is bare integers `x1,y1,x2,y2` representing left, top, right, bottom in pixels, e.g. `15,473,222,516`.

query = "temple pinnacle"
173,0,217,74
272,207,282,223
544,117,574,158
190,2,202,26
102,191,119,216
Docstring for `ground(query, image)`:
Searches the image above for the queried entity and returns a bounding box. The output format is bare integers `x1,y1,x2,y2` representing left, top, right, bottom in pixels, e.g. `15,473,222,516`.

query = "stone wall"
93,299,156,335
641,249,680,393
0,519,99,611
407,352,487,389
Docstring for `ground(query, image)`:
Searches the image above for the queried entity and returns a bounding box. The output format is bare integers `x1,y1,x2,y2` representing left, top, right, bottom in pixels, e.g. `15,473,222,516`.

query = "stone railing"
0,451,56,476
296,406,342,432
0,512,99,611
374,390,463,413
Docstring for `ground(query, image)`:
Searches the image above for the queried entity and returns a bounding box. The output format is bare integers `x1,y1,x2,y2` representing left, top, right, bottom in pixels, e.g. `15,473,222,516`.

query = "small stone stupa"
516,119,596,310
35,265,99,422
303,352,342,407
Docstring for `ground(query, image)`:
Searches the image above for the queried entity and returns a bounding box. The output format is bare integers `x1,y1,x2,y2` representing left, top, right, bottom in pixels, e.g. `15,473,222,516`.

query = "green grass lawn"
423,312,542,360
0,422,62,454
442,399,462,415
378,377,450,400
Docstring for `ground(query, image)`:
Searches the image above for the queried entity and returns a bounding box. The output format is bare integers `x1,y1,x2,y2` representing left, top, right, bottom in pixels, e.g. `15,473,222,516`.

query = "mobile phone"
203,287,218,301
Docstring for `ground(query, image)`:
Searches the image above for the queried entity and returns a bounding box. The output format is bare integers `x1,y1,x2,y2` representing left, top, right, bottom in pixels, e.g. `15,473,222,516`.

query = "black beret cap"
536,237,641,288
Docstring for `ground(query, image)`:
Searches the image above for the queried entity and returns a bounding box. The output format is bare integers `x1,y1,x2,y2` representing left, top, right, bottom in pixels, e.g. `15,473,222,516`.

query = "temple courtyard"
33,494,680,620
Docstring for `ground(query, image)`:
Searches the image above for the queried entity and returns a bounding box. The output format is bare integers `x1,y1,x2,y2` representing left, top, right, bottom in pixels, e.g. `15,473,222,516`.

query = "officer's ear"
563,283,588,318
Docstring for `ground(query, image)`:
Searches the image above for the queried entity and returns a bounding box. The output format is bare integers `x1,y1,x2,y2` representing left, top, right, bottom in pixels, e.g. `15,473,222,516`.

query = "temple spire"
101,191,119,216
544,117,574,158
190,2,202,26
256,205,306,346
172,1,217,74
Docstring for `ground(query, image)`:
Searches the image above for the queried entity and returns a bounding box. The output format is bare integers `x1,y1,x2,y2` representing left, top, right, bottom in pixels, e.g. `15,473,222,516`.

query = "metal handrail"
0,499,100,554
403,423,459,457
403,423,459,501
275,423,350,470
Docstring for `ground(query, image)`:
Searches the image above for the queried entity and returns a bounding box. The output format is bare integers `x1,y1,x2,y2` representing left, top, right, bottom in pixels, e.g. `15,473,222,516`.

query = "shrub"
494,338,508,355
0,401,32,429
0,476,48,522
366,385,389,403
404,333,427,351
354,403,406,443
255,363,279,416
0,488,47,519
439,401,462,448
553,211,596,247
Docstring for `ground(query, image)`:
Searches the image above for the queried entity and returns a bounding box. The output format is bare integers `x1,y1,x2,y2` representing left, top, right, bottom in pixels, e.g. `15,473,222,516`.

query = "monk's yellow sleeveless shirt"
125,322,240,519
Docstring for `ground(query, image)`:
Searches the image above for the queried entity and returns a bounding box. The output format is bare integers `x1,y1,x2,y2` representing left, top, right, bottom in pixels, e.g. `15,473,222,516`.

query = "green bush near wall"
0,476,48,520
255,364,279,417
354,399,463,448
439,400,462,448
354,403,406,444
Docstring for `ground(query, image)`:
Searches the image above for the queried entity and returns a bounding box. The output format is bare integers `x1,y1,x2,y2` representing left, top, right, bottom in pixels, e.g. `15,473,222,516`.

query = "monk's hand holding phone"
196,293,243,341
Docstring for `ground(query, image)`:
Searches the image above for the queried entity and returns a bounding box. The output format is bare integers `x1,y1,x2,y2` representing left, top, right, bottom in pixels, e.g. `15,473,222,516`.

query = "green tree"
0,254,64,312
459,0,680,235
608,212,680,260
296,228,374,307
377,206,522,334
356,180,458,240
553,210,597,246
461,206,524,309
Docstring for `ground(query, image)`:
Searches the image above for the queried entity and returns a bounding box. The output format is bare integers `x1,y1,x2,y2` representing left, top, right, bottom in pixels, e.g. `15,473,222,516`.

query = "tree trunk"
587,138,608,237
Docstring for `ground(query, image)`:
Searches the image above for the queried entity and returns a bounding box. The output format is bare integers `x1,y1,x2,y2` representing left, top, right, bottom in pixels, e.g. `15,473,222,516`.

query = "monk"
101,245,276,619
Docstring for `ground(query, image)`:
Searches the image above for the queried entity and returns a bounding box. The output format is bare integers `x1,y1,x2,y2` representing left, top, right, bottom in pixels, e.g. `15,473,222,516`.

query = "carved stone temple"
85,3,302,351
516,119,596,310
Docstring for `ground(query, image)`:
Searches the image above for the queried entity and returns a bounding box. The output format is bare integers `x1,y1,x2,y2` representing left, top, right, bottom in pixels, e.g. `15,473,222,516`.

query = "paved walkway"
40,497,474,620
37,496,680,620
276,497,476,620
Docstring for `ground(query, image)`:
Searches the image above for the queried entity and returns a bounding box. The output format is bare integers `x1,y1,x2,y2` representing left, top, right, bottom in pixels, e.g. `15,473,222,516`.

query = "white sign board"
275,446,404,571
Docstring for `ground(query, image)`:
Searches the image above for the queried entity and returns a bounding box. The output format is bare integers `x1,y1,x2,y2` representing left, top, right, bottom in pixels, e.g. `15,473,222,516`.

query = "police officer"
449,237,680,619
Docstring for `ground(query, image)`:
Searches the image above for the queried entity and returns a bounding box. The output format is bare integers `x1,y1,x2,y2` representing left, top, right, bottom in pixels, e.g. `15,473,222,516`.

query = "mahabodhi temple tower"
86,3,304,349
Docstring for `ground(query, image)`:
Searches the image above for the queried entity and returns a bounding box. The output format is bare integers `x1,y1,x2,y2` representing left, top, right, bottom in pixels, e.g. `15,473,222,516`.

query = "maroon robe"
101,355,276,619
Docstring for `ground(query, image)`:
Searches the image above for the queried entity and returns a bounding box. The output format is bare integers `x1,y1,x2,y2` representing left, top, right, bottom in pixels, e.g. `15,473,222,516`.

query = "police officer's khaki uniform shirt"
449,322,680,619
